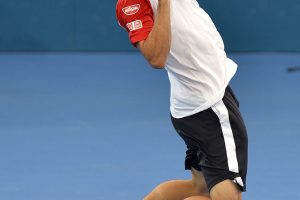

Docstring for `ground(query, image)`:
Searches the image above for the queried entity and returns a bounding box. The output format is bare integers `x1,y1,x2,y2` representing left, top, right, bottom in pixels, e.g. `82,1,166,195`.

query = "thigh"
191,168,210,195
210,180,242,200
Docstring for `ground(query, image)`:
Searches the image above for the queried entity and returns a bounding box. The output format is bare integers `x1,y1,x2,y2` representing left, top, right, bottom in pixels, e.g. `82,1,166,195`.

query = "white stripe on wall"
212,100,244,187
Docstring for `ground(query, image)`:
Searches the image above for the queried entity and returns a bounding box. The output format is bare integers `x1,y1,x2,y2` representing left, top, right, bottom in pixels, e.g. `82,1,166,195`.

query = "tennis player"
116,0,248,199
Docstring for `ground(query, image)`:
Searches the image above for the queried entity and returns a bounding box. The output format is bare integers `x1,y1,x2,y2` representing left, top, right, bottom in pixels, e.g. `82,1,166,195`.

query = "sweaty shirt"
116,0,238,118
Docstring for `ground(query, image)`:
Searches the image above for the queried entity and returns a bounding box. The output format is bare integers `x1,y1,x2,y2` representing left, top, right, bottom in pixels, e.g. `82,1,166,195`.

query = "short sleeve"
116,0,154,47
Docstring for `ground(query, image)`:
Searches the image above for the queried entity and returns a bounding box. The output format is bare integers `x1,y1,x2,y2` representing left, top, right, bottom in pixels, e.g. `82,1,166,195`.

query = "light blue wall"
0,0,299,51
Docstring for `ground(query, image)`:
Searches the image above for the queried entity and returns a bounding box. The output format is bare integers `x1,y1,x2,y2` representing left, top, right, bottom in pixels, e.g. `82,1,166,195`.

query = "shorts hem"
208,174,246,192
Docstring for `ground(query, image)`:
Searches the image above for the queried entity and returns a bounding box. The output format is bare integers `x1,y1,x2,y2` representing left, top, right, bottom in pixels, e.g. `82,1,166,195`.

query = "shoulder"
116,0,153,15
116,0,153,26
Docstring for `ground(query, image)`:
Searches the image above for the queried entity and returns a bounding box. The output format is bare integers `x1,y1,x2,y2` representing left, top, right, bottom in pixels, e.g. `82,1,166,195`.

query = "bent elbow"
151,63,166,69
149,58,166,69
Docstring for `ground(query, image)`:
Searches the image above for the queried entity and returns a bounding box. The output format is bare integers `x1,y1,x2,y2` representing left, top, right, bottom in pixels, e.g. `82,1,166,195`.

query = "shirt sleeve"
116,0,154,47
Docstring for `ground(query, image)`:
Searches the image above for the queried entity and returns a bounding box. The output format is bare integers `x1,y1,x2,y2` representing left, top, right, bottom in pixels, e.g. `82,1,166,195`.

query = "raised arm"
137,0,171,69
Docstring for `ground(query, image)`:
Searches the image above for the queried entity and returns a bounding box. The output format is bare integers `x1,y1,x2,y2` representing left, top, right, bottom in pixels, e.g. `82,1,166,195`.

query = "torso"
117,0,238,118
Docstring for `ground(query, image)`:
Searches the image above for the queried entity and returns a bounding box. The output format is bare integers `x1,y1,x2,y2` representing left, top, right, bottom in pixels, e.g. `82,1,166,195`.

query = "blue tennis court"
1,52,300,200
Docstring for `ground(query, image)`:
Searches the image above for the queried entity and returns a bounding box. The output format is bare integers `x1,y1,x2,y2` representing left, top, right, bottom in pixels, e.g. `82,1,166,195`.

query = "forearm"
138,0,171,69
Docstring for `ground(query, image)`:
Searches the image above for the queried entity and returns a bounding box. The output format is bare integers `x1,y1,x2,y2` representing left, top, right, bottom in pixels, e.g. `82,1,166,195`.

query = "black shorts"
171,86,248,192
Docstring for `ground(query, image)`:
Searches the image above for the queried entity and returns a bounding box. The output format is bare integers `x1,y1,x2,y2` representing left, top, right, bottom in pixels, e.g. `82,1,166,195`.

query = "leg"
143,168,210,200
185,180,241,200
183,168,211,200
169,87,248,200
143,180,200,200
210,180,242,200
185,197,211,200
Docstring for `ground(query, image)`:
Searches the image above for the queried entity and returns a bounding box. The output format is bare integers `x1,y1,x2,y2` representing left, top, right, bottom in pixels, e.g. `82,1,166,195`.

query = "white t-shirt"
116,0,237,118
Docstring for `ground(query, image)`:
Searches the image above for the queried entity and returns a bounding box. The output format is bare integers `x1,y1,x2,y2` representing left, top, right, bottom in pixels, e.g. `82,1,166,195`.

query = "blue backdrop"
0,0,299,51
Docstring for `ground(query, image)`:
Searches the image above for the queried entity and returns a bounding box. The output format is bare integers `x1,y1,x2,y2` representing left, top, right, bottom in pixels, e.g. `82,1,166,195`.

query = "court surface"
0,52,300,200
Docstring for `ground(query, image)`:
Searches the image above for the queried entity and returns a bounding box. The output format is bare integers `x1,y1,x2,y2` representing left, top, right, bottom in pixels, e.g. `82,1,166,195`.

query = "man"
116,0,248,199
